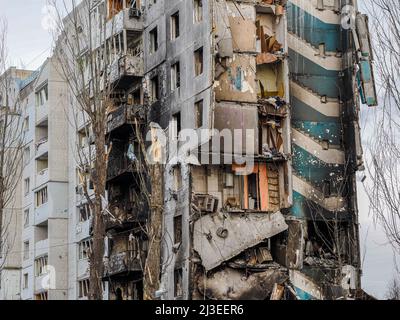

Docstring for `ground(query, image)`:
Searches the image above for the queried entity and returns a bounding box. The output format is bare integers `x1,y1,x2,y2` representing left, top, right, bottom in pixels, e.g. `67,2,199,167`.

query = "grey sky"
0,0,396,299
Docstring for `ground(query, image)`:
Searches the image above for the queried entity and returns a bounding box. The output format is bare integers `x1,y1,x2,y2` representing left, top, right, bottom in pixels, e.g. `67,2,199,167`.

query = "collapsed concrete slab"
193,211,288,271
197,267,288,300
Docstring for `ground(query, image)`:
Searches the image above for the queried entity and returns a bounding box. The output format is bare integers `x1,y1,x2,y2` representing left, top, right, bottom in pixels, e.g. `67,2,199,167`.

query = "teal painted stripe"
294,286,316,300
292,144,344,186
291,95,340,123
292,191,351,221
287,2,350,52
289,48,341,98
292,120,342,146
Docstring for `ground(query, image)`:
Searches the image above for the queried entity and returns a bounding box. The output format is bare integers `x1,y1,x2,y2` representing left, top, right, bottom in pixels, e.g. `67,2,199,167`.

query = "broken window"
149,27,158,53
194,47,204,76
78,279,90,299
194,0,203,23
79,203,92,222
323,180,332,198
171,11,180,40
174,215,182,245
172,112,181,141
194,100,203,128
247,173,260,210
171,61,181,91
174,268,183,298
78,239,93,260
35,256,48,276
150,76,159,102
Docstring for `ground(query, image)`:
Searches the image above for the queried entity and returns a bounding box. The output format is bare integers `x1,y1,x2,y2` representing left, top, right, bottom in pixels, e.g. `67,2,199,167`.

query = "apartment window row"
35,255,48,276
170,99,203,141
149,47,204,103
36,187,48,207
79,239,93,260
149,1,203,54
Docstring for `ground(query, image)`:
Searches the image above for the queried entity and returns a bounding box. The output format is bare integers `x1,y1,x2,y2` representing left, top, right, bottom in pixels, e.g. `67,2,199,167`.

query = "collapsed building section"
99,0,375,300
154,0,375,301
102,0,148,300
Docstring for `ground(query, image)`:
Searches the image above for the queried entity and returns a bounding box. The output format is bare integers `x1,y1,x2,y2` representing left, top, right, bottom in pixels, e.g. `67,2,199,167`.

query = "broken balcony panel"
106,104,144,133
197,267,288,300
104,251,142,277
193,211,288,271
355,14,377,107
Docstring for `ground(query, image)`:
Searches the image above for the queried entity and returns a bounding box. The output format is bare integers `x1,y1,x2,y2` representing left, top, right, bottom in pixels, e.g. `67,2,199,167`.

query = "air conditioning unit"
129,8,141,18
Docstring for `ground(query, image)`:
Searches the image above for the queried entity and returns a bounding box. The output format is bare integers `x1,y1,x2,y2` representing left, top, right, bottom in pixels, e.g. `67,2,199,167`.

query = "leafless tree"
385,277,400,300
48,0,120,300
364,0,400,255
0,19,25,271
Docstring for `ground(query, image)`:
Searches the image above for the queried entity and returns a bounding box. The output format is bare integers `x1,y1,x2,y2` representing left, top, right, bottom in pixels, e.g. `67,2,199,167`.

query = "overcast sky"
0,0,397,299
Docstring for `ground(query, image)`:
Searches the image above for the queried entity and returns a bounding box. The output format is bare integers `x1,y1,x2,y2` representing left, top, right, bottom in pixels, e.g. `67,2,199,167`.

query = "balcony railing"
104,250,142,277
35,239,49,258
36,168,49,188
34,202,49,226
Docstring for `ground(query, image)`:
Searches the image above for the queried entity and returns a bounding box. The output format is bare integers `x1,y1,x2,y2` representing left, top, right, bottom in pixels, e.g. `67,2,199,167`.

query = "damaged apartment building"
0,0,376,301
72,0,376,300
142,0,376,300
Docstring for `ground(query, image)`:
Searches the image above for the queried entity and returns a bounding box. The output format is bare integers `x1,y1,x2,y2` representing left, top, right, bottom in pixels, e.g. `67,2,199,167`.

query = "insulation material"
193,211,288,271
257,63,284,98
228,16,257,53
197,267,288,300
214,54,257,103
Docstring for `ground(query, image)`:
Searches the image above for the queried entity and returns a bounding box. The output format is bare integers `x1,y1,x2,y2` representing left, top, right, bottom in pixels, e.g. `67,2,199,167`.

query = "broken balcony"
106,104,143,134
107,139,144,182
109,50,144,87
107,154,141,182
104,201,147,230
106,0,143,37
104,251,142,278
